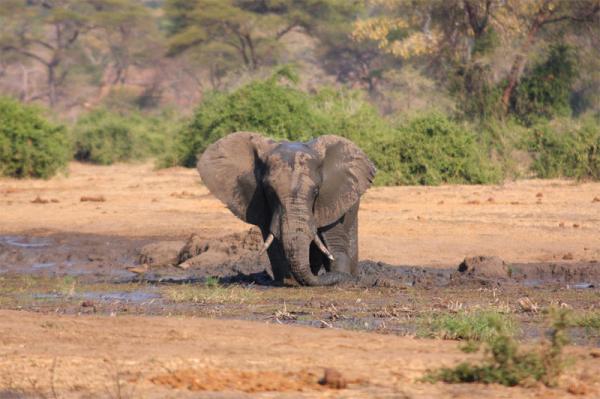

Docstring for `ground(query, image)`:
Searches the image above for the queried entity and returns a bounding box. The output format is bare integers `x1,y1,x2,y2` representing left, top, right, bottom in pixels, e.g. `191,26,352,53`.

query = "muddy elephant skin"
198,132,376,286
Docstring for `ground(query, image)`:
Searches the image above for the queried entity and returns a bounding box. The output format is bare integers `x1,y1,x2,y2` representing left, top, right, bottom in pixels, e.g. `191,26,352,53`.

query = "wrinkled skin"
198,132,376,286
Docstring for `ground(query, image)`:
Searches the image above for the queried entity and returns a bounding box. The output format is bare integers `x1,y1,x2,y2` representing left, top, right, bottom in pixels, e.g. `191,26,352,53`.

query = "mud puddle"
1,230,598,346
2,230,599,289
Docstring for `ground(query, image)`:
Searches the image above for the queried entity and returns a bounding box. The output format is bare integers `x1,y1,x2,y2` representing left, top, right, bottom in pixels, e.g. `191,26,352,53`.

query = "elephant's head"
198,132,375,285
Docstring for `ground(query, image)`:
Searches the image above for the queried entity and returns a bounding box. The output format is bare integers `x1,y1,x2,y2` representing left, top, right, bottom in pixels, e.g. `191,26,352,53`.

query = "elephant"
197,132,376,286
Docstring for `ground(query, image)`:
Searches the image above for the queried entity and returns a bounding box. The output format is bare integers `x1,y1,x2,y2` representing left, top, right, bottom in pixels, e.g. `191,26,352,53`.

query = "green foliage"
170,70,383,167
0,97,69,178
450,63,504,122
513,45,579,125
423,309,570,387
526,116,600,179
417,311,515,341
172,74,501,186
569,310,600,336
371,114,500,185
72,109,178,165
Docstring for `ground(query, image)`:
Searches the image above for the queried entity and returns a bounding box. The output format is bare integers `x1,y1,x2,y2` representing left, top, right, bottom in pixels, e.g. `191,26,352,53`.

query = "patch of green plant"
72,108,179,165
0,97,69,178
512,44,578,125
162,283,258,304
570,311,600,335
423,308,570,387
526,115,600,180
204,276,220,288
417,310,515,341
449,62,504,122
371,113,501,185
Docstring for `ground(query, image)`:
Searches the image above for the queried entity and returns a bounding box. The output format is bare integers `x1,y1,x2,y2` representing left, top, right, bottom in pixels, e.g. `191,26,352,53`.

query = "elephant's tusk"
259,233,274,255
314,235,335,261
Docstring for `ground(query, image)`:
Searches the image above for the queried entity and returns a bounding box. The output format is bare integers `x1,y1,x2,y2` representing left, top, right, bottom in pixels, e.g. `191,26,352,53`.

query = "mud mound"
150,367,325,392
457,256,509,279
177,227,265,268
136,228,271,282
137,241,184,267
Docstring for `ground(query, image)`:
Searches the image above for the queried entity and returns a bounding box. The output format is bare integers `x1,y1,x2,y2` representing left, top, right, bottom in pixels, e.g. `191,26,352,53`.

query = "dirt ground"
1,162,600,398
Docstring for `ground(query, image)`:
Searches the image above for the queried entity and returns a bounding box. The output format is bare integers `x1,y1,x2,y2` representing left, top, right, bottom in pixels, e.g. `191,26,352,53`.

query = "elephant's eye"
313,188,319,197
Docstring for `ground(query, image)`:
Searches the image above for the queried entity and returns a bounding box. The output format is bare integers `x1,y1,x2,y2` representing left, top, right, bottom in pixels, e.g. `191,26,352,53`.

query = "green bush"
73,109,178,165
0,97,69,178
172,73,327,167
423,309,570,387
417,311,515,341
527,116,600,180
371,114,501,185
513,44,578,125
171,73,501,186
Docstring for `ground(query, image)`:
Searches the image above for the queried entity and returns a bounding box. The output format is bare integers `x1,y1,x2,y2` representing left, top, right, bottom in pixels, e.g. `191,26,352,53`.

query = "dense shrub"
512,45,578,125
527,116,600,179
172,75,326,167
171,74,501,186
0,97,69,178
450,62,504,122
73,109,177,165
370,114,500,185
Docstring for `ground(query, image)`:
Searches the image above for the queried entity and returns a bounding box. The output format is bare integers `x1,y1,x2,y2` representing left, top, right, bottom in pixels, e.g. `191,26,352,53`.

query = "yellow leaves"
352,17,439,59
352,17,407,45
387,31,440,58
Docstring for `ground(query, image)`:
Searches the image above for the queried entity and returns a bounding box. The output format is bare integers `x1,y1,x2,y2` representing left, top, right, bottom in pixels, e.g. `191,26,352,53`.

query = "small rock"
487,197,495,203
466,200,480,205
31,196,49,204
437,200,444,205
567,380,589,396
559,222,565,227
573,223,580,228
592,196,600,203
81,300,95,308
536,192,543,198
510,201,520,205
80,195,106,202
319,368,347,389
590,349,600,358
562,253,574,260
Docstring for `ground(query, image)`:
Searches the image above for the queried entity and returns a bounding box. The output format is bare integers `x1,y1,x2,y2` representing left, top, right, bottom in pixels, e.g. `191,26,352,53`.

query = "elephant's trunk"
280,206,348,286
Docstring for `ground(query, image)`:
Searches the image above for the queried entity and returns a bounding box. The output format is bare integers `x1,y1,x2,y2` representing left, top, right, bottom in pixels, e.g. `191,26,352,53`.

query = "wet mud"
1,229,598,346
3,229,597,288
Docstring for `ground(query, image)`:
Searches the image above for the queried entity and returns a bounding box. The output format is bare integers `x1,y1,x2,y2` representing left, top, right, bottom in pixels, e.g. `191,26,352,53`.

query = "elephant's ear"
198,132,275,227
309,135,376,227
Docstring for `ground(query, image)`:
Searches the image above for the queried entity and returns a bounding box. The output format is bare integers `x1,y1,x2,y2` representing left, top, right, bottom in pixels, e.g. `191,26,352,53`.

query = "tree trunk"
501,4,549,113
47,64,57,107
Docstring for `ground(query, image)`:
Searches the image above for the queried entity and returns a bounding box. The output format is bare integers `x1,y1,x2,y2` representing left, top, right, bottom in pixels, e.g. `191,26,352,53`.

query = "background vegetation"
0,0,598,184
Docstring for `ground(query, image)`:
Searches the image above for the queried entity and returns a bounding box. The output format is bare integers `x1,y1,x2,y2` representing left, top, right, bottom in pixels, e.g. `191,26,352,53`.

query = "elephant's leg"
309,243,327,275
261,229,291,284
319,202,360,276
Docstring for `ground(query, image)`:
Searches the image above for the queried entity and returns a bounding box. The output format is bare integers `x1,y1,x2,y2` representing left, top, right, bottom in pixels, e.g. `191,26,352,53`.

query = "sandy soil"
1,162,600,398
1,162,599,266
1,309,599,398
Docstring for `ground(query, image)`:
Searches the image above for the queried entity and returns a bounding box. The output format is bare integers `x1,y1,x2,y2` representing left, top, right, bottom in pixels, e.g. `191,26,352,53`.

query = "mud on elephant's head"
198,132,375,286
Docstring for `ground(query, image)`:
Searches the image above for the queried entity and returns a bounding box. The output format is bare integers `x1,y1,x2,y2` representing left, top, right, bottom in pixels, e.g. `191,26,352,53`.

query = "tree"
351,0,599,116
81,0,164,107
497,0,599,112
0,0,95,106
